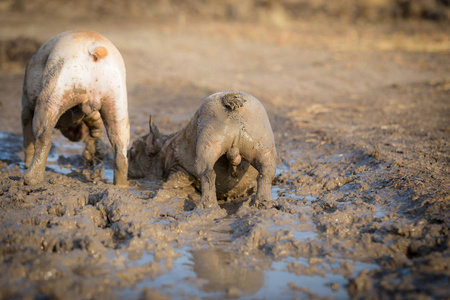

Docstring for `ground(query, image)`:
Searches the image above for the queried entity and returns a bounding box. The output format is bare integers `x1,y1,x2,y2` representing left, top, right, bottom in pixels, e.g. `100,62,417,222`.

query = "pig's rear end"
197,91,275,163
21,30,129,186
195,91,277,209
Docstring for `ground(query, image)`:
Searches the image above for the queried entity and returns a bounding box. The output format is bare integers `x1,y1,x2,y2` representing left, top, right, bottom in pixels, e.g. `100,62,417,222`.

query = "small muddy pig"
128,91,277,209
21,30,129,186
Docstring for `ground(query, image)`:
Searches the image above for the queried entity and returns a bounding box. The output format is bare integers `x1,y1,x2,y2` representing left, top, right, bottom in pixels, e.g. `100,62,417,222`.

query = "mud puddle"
1,128,448,299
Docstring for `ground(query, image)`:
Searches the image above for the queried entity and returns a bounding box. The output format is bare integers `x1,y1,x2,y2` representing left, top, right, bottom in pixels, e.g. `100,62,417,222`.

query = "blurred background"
1,0,449,22
1,0,449,79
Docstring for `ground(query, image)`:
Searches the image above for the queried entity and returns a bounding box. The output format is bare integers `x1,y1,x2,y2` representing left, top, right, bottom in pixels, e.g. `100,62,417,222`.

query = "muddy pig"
128,91,277,209
21,30,129,186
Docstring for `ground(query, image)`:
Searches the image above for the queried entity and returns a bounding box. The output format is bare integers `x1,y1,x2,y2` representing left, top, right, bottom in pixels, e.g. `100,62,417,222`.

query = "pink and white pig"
21,30,129,186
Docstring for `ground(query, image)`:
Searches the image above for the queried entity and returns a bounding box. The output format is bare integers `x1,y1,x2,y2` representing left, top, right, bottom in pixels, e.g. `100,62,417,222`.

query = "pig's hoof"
23,173,43,186
83,149,93,162
198,201,215,210
252,198,277,209
114,177,128,187
194,205,227,218
84,137,107,164
94,138,107,159
114,170,129,187
115,181,128,188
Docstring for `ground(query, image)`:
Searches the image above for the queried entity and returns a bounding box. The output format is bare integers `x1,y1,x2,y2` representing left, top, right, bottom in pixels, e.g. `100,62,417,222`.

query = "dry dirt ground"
0,12,449,300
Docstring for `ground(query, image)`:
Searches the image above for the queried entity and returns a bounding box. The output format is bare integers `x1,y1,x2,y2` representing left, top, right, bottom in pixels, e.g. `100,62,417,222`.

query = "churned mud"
1,6,450,300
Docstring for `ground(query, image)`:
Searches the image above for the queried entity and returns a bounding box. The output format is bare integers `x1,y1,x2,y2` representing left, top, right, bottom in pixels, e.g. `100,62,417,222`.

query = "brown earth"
0,4,449,300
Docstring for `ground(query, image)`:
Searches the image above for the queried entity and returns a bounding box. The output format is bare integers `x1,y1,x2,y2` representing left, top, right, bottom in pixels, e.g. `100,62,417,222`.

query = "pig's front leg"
83,111,107,163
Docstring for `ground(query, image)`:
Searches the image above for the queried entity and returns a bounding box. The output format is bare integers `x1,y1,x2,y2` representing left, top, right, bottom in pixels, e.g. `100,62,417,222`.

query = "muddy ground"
0,7,449,300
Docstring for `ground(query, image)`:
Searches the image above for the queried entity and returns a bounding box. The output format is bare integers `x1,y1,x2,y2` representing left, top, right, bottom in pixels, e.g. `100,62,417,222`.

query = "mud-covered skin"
128,91,276,209
21,30,129,186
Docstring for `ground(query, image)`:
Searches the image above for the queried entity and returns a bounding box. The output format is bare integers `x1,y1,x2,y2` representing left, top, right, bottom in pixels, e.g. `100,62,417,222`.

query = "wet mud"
1,10,450,300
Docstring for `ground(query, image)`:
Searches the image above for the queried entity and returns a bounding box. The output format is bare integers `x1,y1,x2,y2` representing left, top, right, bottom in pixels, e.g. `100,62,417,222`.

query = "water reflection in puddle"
121,249,217,299
119,244,378,299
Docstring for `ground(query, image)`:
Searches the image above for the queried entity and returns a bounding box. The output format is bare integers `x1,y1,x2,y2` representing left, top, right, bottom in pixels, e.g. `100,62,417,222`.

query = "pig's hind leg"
195,142,222,210
252,150,277,209
23,100,63,185
100,100,129,186
21,95,35,169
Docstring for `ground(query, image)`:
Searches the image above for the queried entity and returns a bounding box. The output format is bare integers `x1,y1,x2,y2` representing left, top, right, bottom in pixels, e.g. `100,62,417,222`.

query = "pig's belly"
213,155,258,200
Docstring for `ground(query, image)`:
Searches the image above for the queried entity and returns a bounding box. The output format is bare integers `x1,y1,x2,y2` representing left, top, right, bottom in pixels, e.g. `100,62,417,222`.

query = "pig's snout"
127,146,143,179
127,145,136,160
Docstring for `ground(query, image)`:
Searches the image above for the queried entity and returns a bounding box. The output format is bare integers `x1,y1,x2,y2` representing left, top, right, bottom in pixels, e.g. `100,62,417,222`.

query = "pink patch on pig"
90,46,108,62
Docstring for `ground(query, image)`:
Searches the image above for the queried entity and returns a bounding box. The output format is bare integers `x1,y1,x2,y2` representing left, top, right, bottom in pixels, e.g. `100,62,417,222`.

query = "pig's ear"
149,114,161,136
148,115,164,153
149,115,155,131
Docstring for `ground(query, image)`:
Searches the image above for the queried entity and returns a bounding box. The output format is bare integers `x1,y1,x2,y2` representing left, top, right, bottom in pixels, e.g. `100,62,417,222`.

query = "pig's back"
24,30,125,105
27,30,118,77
